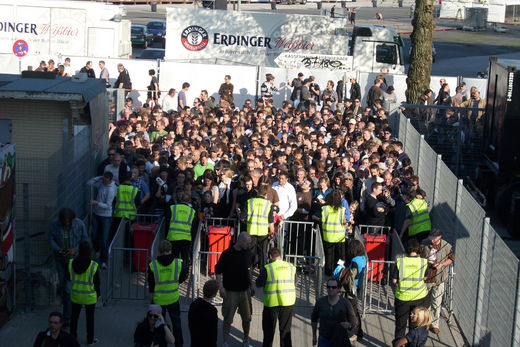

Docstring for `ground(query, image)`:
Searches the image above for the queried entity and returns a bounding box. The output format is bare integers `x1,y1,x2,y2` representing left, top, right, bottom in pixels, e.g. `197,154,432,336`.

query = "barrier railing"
105,214,163,304
357,225,391,235
442,264,455,324
280,220,325,304
190,220,203,300
362,260,395,316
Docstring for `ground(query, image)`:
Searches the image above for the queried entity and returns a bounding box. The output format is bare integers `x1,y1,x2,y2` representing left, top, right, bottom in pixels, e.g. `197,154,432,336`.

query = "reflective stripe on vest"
263,260,296,307
407,198,431,236
321,205,346,243
167,204,195,242
247,198,271,236
69,259,98,305
113,185,137,220
395,256,428,301
150,258,181,305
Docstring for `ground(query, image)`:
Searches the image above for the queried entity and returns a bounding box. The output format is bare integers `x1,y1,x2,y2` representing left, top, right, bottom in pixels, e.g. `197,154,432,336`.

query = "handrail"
314,224,326,268
150,216,165,261
105,216,127,305
191,219,203,300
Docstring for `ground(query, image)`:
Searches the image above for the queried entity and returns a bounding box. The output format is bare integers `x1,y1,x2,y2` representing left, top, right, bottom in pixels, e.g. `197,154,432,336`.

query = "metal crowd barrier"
191,220,203,300
105,214,164,304
280,220,326,305
362,259,395,316
356,225,399,318
442,264,455,324
357,224,391,235
192,217,237,300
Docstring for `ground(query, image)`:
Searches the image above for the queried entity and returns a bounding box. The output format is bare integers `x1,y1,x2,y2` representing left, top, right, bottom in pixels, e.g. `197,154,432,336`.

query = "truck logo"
181,25,208,51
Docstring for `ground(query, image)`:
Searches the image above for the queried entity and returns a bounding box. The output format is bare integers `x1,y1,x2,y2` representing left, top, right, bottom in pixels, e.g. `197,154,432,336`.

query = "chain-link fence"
399,103,485,182
389,110,520,347
15,126,93,307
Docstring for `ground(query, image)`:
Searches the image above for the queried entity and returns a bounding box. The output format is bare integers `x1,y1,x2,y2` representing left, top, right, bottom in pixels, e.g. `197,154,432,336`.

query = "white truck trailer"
165,7,405,74
0,0,131,59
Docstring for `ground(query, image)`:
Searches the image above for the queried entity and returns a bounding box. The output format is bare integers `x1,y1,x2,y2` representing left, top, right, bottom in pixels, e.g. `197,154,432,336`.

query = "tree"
406,0,436,104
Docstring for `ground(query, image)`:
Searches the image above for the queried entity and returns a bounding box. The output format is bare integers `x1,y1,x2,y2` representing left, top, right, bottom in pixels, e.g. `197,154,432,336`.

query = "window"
376,44,397,64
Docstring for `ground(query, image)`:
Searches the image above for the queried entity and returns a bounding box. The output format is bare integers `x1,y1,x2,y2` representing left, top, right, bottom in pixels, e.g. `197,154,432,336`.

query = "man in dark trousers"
215,232,254,347
188,279,219,347
166,190,198,264
241,183,275,270
256,247,296,347
149,240,188,347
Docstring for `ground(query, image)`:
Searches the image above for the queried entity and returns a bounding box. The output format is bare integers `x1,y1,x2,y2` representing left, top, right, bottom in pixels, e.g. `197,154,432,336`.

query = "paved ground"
1,269,466,346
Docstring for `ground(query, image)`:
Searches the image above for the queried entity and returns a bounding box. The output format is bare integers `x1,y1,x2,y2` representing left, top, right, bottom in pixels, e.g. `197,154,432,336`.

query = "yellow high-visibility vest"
113,184,137,220
406,198,431,236
149,258,182,305
395,256,428,301
321,205,346,243
69,259,98,305
263,260,296,307
247,197,271,236
167,204,195,242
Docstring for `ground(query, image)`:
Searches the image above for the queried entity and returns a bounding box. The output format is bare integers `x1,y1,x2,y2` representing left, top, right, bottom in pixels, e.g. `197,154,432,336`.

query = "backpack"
339,266,358,299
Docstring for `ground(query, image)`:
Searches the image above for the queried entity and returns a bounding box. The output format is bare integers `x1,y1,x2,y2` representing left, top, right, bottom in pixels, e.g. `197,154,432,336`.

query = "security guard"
111,172,139,245
68,241,100,345
166,190,197,264
113,172,138,220
256,247,296,347
320,189,347,276
241,183,275,269
400,190,431,243
149,240,187,347
392,238,428,340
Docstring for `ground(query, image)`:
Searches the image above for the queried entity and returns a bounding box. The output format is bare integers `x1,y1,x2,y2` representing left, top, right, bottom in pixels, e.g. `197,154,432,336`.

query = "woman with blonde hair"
394,306,432,347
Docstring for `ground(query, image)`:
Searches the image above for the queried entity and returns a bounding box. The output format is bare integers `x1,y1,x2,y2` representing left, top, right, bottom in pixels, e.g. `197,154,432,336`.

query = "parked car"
136,48,165,60
131,25,153,48
146,21,166,42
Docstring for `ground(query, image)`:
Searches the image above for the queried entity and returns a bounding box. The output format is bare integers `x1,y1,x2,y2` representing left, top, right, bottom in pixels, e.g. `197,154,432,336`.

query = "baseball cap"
148,304,162,313
298,72,304,77
210,146,219,152
349,119,357,125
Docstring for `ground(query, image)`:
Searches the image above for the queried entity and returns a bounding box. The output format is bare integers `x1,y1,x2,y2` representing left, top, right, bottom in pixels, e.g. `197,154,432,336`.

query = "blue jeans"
318,336,331,347
162,301,183,347
92,214,112,263
55,258,72,319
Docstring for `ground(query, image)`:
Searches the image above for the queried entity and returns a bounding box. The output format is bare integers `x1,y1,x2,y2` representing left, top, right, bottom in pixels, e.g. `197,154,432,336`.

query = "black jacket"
33,329,80,347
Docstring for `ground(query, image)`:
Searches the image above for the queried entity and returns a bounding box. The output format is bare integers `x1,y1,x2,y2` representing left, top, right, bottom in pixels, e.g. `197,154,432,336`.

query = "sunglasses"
149,314,160,319
327,285,338,289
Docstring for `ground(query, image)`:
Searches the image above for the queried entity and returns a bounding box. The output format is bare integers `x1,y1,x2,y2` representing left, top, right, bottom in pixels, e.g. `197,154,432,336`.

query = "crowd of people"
38,71,460,347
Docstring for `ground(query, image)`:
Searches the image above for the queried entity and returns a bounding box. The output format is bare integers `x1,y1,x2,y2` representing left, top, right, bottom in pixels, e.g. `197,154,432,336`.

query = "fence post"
417,134,424,178
473,217,490,346
432,154,442,209
512,261,520,346
404,117,410,156
23,183,31,312
454,179,463,238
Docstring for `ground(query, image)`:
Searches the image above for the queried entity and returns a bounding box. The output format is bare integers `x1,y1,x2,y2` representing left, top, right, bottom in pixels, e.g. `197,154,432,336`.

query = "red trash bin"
363,233,388,282
207,225,233,274
133,222,157,272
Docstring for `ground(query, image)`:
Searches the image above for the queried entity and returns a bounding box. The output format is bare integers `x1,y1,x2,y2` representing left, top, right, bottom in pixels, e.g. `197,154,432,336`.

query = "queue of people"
40,71,458,347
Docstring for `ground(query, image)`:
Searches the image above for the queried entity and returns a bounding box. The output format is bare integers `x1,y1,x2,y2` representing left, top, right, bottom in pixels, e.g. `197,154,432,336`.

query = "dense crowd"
41,72,459,347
